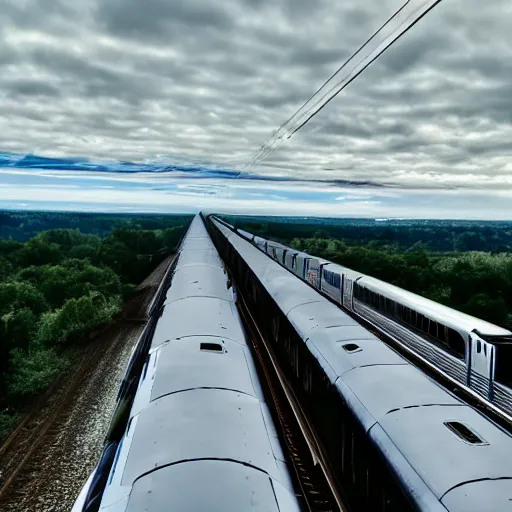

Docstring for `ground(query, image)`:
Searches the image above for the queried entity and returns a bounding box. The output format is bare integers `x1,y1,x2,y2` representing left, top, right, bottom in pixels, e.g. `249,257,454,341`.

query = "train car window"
446,328,466,358
494,342,512,386
428,320,436,338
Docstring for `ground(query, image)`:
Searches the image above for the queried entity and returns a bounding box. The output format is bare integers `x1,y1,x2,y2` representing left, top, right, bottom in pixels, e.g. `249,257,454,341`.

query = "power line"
245,0,444,170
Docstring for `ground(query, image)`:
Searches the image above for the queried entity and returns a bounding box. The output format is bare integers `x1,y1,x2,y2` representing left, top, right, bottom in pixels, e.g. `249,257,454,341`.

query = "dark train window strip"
353,284,466,359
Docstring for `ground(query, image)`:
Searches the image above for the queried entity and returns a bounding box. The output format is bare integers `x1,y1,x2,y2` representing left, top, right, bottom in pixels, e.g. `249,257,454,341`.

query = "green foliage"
227,215,512,253
0,281,48,315
6,346,67,398
0,210,192,242
0,410,20,442
14,239,62,267
100,226,182,283
1,308,38,352
293,238,512,329
20,259,122,308
0,214,188,416
37,292,122,345
0,257,12,280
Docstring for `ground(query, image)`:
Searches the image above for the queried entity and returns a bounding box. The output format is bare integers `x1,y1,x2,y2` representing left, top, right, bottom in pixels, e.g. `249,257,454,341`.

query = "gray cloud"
96,0,235,39
0,0,511,203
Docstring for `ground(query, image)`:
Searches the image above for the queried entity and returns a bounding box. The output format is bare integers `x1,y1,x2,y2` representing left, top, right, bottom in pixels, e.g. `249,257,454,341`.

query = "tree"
0,281,48,315
461,294,509,327
37,292,122,345
16,260,122,309
6,346,67,398
0,257,12,280
12,239,62,267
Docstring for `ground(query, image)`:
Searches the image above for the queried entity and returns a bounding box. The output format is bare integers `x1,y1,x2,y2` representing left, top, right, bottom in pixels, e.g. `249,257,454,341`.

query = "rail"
235,278,348,512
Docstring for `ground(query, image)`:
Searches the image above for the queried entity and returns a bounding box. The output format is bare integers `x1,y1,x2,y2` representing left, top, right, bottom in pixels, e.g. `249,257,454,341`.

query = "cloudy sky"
1,0,511,218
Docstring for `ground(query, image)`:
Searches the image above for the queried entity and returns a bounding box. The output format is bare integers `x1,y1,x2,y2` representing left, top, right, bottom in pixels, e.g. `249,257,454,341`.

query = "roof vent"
444,421,488,445
343,343,362,353
200,342,224,353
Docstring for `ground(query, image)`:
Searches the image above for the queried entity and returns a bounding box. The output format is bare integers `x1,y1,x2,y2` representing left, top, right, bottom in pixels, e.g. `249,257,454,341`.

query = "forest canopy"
0,214,189,439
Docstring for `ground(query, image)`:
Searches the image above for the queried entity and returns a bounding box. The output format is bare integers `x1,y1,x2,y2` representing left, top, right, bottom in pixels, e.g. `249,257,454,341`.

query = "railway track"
0,254,176,510
235,287,348,512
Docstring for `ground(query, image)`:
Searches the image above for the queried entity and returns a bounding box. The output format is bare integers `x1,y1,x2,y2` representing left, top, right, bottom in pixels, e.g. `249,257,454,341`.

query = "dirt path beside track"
0,255,174,512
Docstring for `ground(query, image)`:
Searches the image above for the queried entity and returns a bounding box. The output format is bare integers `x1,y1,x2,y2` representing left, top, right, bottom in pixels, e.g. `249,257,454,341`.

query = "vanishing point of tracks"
0,255,175,510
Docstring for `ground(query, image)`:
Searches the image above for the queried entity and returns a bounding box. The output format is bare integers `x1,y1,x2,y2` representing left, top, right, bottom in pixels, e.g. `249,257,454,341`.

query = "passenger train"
220,218,512,421
73,216,302,512
207,215,512,512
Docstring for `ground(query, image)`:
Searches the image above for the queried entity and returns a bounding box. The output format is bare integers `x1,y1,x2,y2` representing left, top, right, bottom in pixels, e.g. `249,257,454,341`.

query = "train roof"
185,215,209,238
130,336,264,418
292,250,311,258
99,215,300,512
123,389,288,483
164,265,232,304
372,405,512,511
101,387,297,512
358,275,511,337
152,297,245,349
266,239,288,249
322,261,363,280
173,248,223,269
180,236,215,251
124,460,299,512
236,228,254,241
441,479,512,512
212,218,236,240
211,215,234,230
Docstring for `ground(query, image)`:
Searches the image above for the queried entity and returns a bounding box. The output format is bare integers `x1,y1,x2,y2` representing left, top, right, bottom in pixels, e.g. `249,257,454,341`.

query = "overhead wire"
245,0,445,170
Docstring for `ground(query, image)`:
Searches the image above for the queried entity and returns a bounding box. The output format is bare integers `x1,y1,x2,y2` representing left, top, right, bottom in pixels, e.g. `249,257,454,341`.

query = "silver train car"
236,228,254,243
226,222,512,421
266,240,288,265
253,235,267,253
350,275,512,416
74,216,301,512
207,217,512,512
284,250,310,280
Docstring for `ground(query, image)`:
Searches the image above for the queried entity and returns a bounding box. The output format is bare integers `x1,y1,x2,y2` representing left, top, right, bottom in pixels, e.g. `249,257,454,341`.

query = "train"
220,218,512,420
206,214,512,512
73,215,302,512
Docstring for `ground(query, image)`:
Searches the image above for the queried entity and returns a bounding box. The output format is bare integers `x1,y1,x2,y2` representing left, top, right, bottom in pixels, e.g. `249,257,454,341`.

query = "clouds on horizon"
1,0,512,217
1,165,512,221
